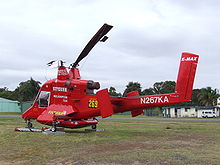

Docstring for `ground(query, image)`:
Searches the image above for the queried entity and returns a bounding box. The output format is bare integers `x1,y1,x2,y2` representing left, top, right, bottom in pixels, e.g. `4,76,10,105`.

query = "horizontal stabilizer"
97,89,114,118
131,109,144,117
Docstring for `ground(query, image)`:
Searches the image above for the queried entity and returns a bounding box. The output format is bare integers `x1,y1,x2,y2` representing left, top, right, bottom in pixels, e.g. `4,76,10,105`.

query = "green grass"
0,112,22,115
1,118,220,165
110,114,164,118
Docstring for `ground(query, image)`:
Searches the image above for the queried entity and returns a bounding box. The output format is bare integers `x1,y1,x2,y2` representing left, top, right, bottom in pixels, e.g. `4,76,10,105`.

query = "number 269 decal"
88,99,98,108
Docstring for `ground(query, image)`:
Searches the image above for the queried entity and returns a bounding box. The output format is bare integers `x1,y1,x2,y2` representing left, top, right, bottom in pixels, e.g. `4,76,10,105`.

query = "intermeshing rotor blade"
72,23,113,68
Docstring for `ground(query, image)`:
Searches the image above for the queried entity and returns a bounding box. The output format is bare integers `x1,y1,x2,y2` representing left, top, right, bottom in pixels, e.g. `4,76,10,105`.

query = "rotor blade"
72,23,113,68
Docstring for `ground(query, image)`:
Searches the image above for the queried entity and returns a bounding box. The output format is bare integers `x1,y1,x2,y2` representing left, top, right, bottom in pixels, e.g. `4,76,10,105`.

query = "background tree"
141,87,154,96
152,81,176,94
198,87,220,106
0,87,8,92
108,87,122,97
14,78,41,102
0,87,14,100
189,89,201,106
123,82,141,96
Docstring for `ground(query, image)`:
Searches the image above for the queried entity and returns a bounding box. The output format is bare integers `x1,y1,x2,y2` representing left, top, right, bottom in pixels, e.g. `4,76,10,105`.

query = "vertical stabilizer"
126,91,144,117
175,52,199,102
97,89,114,118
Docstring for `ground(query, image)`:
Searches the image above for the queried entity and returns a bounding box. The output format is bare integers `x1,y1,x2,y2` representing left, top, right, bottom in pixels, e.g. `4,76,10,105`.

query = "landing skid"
15,120,41,132
15,120,65,134
15,127,65,134
15,120,102,134
15,121,104,135
15,127,42,132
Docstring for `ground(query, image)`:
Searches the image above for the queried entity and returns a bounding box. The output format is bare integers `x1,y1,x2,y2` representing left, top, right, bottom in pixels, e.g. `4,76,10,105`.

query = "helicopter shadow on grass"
63,129,99,134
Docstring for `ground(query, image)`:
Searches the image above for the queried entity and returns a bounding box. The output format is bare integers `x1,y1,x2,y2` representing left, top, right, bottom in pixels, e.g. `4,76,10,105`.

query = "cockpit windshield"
37,91,50,108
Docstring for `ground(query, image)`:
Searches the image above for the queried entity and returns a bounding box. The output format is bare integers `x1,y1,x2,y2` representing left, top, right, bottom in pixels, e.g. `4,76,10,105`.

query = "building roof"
0,97,19,103
162,105,219,109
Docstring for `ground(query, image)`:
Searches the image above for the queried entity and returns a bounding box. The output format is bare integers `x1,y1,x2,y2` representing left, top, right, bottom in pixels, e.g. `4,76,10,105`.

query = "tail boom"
110,52,199,114
112,93,181,113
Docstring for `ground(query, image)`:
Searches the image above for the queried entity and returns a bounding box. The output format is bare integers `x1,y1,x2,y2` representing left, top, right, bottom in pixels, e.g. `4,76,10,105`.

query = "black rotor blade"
72,23,113,68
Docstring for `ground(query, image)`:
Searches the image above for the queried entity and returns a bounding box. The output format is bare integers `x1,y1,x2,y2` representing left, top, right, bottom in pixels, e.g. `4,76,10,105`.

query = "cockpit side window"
37,91,50,108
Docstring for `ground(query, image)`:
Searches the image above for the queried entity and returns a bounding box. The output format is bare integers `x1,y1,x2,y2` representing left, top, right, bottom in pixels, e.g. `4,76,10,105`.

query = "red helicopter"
21,23,199,132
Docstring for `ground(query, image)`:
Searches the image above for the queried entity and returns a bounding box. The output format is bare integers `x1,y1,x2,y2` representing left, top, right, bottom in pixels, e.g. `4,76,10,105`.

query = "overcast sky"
0,0,219,93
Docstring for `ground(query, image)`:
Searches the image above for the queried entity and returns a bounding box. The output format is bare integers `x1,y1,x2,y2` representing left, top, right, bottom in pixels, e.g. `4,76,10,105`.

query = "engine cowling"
87,80,100,90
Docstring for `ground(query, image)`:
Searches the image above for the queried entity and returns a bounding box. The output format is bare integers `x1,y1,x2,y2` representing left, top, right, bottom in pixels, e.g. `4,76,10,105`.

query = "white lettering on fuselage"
140,96,169,104
53,95,68,99
53,87,67,92
58,69,68,76
181,57,198,62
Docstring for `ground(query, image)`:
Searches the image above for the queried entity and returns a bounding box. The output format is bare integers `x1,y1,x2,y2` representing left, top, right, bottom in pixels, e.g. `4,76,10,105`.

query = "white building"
217,97,220,107
163,106,220,118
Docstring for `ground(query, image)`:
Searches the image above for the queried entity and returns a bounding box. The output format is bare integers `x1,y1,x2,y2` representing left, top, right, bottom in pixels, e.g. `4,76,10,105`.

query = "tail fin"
97,89,114,118
126,91,144,117
175,52,199,102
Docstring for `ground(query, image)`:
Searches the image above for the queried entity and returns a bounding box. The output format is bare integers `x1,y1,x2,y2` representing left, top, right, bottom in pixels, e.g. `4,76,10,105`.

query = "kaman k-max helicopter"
21,23,199,132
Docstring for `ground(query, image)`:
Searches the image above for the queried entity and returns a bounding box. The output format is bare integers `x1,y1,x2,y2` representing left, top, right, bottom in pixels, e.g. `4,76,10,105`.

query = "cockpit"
36,91,50,108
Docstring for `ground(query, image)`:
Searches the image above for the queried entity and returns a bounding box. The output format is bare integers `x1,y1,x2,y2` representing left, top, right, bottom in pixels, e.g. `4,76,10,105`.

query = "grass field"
0,112,22,115
1,117,220,165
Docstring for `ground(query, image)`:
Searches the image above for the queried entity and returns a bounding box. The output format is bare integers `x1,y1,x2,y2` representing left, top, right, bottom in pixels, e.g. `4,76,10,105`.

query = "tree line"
0,78,219,106
0,78,41,102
